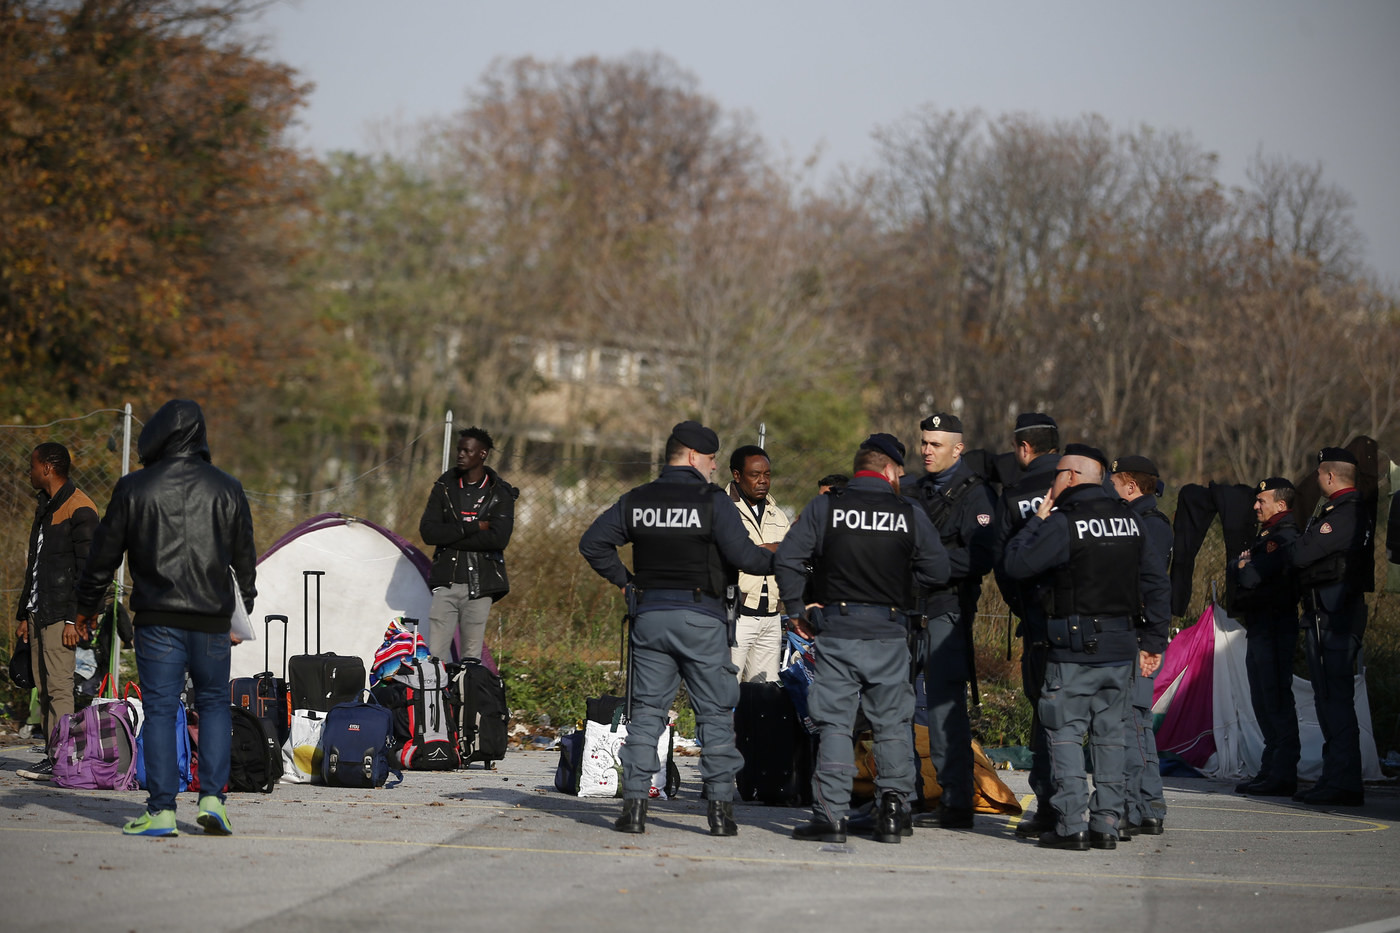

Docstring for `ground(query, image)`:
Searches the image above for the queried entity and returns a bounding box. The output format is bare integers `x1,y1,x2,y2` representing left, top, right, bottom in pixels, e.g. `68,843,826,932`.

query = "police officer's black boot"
614,798,647,834
707,800,738,837
1015,801,1057,838
873,792,907,844
793,815,847,843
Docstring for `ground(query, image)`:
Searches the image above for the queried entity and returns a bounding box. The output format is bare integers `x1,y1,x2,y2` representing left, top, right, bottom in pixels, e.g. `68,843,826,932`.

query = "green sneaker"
196,796,232,835
123,809,178,837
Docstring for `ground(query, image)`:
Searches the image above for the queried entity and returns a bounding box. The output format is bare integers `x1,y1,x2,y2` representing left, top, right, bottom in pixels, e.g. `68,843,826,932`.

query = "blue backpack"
320,692,401,788
134,694,194,793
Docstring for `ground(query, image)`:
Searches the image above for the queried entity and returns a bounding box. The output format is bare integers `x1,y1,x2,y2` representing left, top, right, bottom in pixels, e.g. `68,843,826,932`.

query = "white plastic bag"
577,719,671,798
281,709,325,784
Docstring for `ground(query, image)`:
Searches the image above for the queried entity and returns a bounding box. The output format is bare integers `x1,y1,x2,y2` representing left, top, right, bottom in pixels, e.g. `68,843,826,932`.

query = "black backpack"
448,660,509,768
229,704,282,793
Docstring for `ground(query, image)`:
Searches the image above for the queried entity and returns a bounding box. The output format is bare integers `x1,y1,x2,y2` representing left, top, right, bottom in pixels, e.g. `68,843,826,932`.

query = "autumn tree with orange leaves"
0,0,315,421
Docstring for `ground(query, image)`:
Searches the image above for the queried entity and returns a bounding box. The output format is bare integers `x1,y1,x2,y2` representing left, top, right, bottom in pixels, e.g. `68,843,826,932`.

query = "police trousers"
1121,664,1165,822
1020,635,1053,808
1040,660,1130,836
1304,601,1366,795
807,635,914,823
921,610,973,810
622,607,741,800
1245,613,1300,783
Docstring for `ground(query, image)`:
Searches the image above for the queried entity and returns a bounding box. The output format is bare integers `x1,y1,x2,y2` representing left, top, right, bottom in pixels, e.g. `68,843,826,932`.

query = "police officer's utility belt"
1045,615,1133,655
831,602,902,622
637,587,723,610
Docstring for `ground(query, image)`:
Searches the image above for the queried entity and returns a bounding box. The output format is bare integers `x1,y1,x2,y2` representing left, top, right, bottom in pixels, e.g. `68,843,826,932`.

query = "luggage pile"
52,566,510,794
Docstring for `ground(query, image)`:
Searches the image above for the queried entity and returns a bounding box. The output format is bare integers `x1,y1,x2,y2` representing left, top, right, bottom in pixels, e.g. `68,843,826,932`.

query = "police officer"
1292,447,1372,807
1230,477,1302,797
578,421,776,835
1003,445,1170,850
900,413,996,829
991,412,1061,837
1108,455,1172,836
776,434,950,844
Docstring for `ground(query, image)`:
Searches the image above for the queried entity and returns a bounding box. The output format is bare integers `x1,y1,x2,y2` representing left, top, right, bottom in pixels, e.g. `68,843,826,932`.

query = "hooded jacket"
419,465,518,599
75,400,257,631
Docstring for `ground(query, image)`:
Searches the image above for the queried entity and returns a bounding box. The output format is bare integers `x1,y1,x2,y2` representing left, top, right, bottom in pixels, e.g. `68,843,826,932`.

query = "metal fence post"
108,403,133,696
441,409,454,474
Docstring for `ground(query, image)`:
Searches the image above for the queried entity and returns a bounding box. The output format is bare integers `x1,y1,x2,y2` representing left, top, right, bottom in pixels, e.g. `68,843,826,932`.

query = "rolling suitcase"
287,570,365,713
735,680,813,807
231,614,290,746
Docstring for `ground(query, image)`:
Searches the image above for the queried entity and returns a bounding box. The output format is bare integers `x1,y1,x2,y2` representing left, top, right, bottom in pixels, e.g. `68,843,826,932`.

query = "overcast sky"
257,0,1400,286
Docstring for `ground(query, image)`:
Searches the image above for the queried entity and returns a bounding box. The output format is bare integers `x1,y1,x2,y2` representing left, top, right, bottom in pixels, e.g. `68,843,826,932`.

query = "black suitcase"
735,680,813,807
287,570,365,712
231,614,290,745
449,659,508,769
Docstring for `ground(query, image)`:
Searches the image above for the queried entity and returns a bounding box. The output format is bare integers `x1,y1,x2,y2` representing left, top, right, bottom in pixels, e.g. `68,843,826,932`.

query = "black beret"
670,420,719,455
1063,443,1109,472
1257,476,1295,493
1111,455,1158,477
1317,446,1358,466
860,432,905,467
920,412,964,434
1014,412,1056,433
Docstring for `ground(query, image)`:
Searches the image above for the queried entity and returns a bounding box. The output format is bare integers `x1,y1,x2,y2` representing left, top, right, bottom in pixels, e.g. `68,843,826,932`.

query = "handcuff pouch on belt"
1046,615,1098,655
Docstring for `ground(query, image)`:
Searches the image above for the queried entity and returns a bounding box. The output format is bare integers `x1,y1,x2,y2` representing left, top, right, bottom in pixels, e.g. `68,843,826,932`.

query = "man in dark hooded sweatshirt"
75,400,256,837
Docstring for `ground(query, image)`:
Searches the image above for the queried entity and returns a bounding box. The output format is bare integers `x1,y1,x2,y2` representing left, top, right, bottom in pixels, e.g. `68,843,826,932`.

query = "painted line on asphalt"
1316,916,1400,933
1,823,1397,894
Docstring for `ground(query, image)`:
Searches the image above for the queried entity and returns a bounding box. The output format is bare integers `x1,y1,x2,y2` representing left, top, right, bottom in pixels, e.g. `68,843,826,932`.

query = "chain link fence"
2,408,1397,750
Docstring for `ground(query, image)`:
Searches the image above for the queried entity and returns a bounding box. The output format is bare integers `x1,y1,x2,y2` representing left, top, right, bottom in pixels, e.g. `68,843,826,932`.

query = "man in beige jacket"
726,445,791,682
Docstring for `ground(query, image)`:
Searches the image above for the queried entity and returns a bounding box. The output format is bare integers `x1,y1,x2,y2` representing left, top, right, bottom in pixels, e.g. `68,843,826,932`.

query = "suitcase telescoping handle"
264,614,289,677
302,570,325,653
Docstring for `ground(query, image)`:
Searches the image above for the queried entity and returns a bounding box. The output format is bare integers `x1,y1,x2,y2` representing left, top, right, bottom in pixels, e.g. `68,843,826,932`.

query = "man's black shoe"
1119,820,1135,841
1089,830,1117,850
1298,786,1364,807
1234,776,1262,794
938,805,975,829
1129,817,1164,835
873,792,907,844
1015,810,1056,838
707,800,738,837
911,810,939,829
1246,778,1297,797
614,799,647,834
793,817,847,843
1037,830,1090,851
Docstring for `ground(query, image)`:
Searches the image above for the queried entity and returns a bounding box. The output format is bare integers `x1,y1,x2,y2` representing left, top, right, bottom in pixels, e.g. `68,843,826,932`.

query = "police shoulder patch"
1265,540,1278,553
976,513,992,526
1320,522,1333,535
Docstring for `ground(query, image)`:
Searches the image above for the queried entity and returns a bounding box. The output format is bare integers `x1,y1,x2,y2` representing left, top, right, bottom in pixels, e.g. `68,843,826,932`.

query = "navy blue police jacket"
578,464,775,624
900,458,997,618
1002,483,1170,659
775,474,950,640
1292,488,1371,617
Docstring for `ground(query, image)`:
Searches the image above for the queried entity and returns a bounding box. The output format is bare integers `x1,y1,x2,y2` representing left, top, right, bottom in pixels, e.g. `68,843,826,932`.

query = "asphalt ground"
2,742,1398,933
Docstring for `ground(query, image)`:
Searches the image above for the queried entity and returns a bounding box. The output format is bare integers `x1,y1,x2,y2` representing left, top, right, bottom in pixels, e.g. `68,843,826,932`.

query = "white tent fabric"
1294,673,1385,782
1202,609,1265,780
230,515,433,682
1163,604,1383,782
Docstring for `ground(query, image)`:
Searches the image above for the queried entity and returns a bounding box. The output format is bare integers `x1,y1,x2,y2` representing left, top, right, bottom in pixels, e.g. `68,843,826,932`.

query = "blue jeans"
134,626,231,812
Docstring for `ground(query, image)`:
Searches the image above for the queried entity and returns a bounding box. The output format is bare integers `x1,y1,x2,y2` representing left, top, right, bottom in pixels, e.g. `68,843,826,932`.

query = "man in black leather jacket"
419,426,518,663
75,399,256,837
